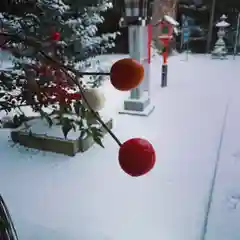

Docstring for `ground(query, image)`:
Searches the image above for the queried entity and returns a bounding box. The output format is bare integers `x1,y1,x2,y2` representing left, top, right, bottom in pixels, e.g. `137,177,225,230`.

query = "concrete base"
11,117,113,156
119,104,155,116
119,92,155,116
211,54,228,60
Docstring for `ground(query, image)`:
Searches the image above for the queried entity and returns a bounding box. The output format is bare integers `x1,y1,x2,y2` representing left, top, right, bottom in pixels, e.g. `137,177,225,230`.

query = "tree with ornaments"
0,1,157,238
0,0,156,179
0,0,118,134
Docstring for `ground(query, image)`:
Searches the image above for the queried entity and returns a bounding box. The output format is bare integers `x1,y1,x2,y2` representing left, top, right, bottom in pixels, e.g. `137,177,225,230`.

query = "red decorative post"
158,19,173,87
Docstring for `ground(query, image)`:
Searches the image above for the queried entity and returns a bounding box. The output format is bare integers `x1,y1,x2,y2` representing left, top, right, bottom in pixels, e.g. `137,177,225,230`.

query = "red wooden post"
160,38,170,64
158,20,174,87
162,49,168,64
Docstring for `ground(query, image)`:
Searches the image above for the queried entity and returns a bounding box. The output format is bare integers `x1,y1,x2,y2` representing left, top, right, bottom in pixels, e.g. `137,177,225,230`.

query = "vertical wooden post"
206,0,217,53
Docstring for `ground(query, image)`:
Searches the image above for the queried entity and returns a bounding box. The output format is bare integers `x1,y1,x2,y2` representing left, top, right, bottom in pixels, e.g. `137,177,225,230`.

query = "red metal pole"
163,47,168,64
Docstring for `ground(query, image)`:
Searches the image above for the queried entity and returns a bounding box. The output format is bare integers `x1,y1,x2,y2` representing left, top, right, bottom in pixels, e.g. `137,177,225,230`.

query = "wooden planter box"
11,117,113,156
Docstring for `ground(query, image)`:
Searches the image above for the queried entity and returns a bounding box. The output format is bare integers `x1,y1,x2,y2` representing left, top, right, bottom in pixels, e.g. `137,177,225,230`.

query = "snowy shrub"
0,0,119,143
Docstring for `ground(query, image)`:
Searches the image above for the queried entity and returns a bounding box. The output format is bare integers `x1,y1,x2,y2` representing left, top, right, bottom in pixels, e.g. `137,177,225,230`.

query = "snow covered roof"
173,27,179,35
163,15,179,26
220,14,227,20
216,20,230,27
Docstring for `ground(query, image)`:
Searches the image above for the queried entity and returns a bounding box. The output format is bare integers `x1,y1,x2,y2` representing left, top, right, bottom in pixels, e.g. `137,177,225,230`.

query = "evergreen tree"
0,0,119,142
177,1,209,52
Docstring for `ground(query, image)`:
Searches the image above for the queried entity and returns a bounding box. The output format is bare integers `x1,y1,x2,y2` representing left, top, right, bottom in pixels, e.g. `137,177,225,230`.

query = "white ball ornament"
82,88,105,112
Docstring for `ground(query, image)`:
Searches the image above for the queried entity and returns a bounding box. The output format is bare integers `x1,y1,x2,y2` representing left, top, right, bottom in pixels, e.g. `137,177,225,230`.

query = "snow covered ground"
204,57,240,240
0,53,240,239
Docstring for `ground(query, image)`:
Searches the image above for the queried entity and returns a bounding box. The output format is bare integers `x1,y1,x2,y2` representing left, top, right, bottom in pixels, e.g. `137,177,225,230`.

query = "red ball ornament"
118,138,156,177
110,58,144,91
52,32,60,41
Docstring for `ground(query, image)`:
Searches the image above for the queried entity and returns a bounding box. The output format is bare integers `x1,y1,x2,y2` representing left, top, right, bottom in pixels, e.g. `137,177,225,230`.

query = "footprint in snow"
232,151,240,162
227,195,240,210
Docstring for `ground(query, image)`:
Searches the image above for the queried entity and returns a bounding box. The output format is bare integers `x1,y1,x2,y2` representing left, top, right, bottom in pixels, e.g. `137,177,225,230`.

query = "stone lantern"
211,14,230,59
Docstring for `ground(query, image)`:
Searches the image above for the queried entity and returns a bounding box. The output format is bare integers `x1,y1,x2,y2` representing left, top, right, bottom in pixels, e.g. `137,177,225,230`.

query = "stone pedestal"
120,23,154,117
11,117,113,156
119,91,155,116
211,16,230,59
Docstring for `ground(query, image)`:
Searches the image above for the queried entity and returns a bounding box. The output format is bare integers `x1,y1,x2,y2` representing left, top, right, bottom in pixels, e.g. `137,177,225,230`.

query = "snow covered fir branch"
0,0,156,180
0,0,121,146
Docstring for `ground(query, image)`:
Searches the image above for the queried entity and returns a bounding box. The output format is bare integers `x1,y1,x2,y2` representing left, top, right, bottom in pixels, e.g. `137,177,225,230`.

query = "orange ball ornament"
118,138,156,177
110,58,144,91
